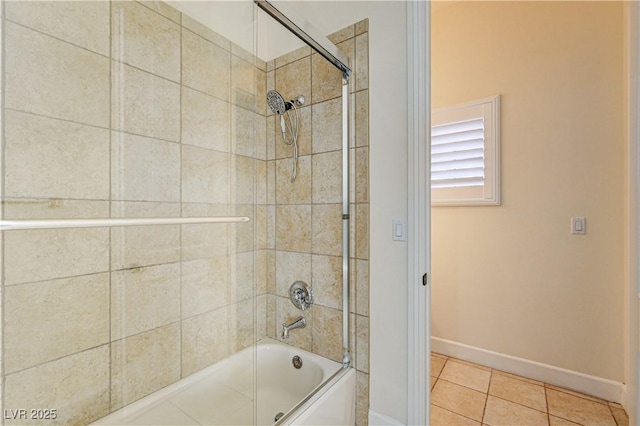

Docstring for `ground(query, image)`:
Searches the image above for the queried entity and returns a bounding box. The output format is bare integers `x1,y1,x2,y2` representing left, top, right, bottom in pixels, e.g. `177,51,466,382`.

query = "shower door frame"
254,0,354,368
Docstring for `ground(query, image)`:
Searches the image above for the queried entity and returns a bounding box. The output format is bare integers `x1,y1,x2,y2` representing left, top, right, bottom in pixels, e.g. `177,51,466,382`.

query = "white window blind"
431,95,501,206
431,117,485,189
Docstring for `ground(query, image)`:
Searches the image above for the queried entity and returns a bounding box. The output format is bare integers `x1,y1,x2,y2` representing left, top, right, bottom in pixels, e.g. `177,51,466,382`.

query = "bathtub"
93,338,355,426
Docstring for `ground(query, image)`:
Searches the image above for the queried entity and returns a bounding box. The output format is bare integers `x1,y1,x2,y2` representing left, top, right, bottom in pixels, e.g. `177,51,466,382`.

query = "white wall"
432,1,625,382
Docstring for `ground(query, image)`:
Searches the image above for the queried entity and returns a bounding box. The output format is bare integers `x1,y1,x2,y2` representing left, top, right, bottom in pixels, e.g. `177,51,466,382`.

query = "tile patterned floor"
430,353,629,426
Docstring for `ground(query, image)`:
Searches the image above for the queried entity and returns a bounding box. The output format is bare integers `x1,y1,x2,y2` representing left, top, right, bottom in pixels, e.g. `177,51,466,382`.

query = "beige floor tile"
483,396,548,426
440,359,491,393
431,376,437,390
546,384,606,404
546,389,616,426
611,406,629,426
430,405,480,426
492,369,544,386
432,354,447,377
488,373,547,412
432,380,487,422
549,415,581,425
450,357,492,372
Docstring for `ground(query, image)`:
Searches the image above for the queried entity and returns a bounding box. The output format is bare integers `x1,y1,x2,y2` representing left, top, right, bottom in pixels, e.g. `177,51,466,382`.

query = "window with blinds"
431,95,501,206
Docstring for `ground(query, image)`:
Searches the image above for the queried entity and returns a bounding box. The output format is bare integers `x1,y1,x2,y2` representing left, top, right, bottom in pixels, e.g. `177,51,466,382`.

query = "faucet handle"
289,281,313,310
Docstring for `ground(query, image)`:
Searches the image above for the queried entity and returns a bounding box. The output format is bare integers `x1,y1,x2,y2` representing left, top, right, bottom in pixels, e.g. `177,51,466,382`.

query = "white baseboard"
432,337,624,404
368,410,404,426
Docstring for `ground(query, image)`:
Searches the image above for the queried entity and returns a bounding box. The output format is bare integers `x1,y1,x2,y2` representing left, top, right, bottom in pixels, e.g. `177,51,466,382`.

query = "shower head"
267,90,287,115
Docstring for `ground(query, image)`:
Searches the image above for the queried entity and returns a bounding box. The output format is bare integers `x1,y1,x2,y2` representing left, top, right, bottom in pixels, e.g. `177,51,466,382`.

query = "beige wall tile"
255,112,267,160
311,254,342,310
266,294,276,338
355,19,369,36
5,22,110,127
5,110,110,200
138,1,181,24
275,57,311,105
182,308,230,376
275,106,312,159
356,371,369,426
232,55,257,111
4,198,109,220
4,345,110,426
111,62,180,141
231,106,256,157
355,260,369,316
6,1,109,55
255,205,268,250
275,295,312,351
229,252,255,303
256,294,268,340
276,205,312,252
267,160,277,204
311,53,342,104
112,1,180,82
112,131,180,202
275,45,311,70
276,155,312,204
4,273,109,374
231,154,255,205
311,98,342,153
267,112,276,160
356,314,369,373
355,90,369,147
181,14,230,50
266,250,276,294
182,145,230,204
111,225,180,270
355,203,369,259
275,250,311,298
111,200,181,218
312,204,342,256
256,161,268,205
256,250,268,294
181,87,230,152
355,147,369,203
257,68,268,117
312,151,342,204
182,257,229,318
111,263,181,339
230,205,255,254
182,28,230,101
229,298,255,352
181,203,229,261
4,228,109,285
355,33,369,91
328,25,355,44
111,323,181,410
312,305,343,363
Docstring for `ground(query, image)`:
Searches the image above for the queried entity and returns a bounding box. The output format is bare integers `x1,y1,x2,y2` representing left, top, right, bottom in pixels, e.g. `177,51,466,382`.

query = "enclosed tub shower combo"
0,0,371,425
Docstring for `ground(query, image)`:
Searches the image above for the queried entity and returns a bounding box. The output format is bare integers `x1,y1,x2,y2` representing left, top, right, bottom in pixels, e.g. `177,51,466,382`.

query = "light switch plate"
392,219,406,241
571,217,586,235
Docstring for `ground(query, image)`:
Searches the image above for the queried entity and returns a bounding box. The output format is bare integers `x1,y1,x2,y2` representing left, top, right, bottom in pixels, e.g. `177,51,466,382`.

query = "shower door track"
0,216,250,231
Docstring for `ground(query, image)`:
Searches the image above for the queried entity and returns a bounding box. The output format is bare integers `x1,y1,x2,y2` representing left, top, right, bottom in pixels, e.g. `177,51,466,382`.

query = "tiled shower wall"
262,21,371,426
2,2,264,424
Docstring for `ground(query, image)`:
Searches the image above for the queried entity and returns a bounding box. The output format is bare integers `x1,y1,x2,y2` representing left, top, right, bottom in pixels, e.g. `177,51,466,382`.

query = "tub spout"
282,316,306,339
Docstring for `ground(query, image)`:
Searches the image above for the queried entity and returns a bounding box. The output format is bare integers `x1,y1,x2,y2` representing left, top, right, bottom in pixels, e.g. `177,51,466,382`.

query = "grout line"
481,371,492,424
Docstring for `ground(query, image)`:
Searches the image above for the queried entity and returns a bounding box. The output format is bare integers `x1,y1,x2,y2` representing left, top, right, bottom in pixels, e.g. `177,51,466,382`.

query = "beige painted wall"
432,1,625,382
